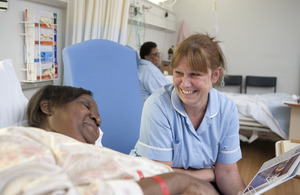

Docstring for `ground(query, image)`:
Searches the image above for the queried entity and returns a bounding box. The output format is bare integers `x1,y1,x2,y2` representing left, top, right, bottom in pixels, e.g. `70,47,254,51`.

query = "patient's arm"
155,160,216,182
137,172,218,195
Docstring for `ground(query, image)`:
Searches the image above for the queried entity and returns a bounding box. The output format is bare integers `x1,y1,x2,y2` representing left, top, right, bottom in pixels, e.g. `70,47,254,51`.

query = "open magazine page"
275,140,300,177
242,145,300,195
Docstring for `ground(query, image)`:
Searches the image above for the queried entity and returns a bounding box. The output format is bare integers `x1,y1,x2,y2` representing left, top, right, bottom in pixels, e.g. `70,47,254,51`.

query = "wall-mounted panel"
129,0,176,32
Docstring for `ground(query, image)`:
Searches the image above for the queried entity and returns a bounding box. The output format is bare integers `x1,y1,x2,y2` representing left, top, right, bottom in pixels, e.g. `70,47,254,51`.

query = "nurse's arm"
154,160,215,182
214,162,245,195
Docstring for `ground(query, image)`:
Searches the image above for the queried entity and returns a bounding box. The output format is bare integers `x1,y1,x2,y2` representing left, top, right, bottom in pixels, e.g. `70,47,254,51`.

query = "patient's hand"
138,172,219,195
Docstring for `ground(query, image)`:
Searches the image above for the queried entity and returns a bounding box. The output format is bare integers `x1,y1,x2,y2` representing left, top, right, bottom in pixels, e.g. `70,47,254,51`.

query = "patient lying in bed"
0,85,217,195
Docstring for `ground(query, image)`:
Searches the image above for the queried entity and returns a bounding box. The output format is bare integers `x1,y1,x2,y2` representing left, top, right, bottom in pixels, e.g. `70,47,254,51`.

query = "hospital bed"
223,92,292,143
222,75,292,143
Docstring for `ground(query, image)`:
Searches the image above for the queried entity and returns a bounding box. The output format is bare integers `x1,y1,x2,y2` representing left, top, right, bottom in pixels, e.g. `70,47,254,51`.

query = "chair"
223,75,243,93
245,76,277,94
63,39,143,154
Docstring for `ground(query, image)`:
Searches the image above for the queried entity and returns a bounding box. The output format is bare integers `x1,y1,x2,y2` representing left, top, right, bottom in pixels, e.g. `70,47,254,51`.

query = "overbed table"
284,102,300,139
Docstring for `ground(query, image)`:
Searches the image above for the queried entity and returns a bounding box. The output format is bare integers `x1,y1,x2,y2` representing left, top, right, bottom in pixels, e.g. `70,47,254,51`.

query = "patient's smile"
87,121,97,128
85,120,99,135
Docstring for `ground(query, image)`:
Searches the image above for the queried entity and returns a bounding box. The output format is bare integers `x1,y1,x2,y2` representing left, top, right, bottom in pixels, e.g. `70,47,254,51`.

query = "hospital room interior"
0,0,300,194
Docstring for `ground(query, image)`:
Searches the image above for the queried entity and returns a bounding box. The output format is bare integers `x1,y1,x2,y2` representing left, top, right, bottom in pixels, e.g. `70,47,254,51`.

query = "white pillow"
0,59,28,128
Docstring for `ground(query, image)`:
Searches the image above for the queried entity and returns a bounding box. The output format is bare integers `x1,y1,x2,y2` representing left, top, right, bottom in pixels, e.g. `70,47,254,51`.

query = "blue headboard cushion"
63,39,143,154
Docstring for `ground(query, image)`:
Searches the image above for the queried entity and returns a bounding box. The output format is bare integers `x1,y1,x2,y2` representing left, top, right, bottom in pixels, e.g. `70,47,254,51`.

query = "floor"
237,139,300,194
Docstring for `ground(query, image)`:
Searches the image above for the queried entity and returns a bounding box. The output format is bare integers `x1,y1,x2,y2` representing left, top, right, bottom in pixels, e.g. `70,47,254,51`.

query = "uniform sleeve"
134,95,174,161
217,103,242,164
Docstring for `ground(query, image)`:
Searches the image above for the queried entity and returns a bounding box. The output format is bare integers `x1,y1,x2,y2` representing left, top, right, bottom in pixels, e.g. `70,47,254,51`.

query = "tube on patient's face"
95,127,104,147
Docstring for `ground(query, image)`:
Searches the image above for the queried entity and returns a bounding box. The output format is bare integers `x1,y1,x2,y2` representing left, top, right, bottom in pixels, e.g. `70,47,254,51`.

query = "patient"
0,85,218,195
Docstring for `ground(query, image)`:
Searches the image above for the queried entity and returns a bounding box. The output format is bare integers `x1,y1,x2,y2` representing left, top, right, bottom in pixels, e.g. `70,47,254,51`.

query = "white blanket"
0,126,173,194
223,92,292,140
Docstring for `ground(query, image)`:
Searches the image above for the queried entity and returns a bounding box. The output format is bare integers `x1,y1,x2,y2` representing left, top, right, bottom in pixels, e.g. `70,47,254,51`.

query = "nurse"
131,33,246,195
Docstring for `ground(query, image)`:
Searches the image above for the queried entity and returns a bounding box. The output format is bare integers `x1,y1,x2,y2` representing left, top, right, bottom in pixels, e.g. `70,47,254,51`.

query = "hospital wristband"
151,175,170,195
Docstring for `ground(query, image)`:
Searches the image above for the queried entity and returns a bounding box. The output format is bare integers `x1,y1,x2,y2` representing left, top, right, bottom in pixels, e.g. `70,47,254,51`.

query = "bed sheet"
223,92,293,140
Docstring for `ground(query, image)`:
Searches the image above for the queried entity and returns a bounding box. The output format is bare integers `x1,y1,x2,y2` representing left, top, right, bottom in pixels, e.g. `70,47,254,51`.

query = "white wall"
174,0,300,94
1,0,177,100
127,26,177,61
0,0,66,99
5,0,298,97
127,0,177,61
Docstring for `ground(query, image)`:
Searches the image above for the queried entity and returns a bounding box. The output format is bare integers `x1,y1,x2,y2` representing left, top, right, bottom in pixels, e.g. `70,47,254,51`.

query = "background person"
0,85,219,195
131,33,246,195
138,41,171,102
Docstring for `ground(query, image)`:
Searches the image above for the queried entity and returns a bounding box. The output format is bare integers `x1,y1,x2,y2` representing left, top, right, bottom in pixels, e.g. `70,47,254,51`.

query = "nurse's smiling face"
173,56,221,109
42,94,102,144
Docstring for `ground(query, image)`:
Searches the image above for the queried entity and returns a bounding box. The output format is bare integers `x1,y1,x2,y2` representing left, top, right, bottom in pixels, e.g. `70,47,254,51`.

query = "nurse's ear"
40,99,54,116
212,67,222,83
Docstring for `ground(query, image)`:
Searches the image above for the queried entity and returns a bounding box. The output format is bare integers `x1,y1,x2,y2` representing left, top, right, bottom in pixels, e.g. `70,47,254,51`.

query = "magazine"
242,145,300,195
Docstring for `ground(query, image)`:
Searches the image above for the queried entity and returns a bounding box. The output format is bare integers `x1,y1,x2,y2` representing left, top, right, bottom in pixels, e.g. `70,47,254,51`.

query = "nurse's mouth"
181,89,195,94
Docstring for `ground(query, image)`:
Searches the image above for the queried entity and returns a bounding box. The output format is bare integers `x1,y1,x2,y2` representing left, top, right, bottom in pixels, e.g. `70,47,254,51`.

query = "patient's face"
47,95,102,144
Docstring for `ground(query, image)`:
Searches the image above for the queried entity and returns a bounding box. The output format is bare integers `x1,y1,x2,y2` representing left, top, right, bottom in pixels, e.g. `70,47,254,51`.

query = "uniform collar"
171,87,219,119
207,88,219,119
171,87,186,117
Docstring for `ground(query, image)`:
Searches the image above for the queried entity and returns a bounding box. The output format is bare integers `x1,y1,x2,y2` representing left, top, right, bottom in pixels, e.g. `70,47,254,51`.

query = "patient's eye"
77,99,90,110
84,103,90,109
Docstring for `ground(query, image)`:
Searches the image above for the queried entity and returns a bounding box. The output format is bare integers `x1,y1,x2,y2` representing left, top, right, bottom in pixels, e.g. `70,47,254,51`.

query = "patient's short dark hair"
27,85,92,128
140,42,157,59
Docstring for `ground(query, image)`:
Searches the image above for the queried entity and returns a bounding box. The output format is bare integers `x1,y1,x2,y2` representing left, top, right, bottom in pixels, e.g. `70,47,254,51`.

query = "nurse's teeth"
182,89,194,94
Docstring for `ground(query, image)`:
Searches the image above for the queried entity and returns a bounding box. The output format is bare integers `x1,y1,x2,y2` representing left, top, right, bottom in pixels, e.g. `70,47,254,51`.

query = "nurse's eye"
174,71,183,76
191,73,201,77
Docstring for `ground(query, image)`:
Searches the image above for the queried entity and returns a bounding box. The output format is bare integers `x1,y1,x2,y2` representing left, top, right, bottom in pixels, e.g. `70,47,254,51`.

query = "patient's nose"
90,113,102,127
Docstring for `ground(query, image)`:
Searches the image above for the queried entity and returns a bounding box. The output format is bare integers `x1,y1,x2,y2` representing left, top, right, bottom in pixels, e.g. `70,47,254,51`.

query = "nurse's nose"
181,75,192,87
